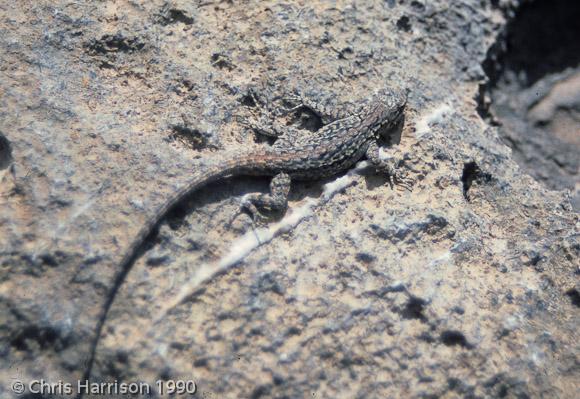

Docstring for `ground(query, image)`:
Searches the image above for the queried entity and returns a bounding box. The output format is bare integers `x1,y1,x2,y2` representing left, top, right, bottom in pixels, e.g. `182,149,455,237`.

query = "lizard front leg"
240,172,291,219
366,140,413,190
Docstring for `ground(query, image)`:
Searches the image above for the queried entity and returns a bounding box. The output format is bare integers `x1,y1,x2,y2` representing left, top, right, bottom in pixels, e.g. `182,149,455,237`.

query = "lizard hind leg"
239,172,291,220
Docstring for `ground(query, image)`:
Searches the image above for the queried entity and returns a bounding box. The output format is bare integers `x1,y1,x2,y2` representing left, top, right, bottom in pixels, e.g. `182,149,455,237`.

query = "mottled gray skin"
249,88,407,180
246,88,408,180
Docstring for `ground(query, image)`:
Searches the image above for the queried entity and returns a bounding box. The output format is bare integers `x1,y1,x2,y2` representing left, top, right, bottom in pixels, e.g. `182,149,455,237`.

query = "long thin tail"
82,152,269,389
121,152,268,274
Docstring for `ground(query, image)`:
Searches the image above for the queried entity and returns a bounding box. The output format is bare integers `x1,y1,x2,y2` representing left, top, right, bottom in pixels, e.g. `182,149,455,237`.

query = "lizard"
116,87,411,282
82,88,411,383
105,87,407,312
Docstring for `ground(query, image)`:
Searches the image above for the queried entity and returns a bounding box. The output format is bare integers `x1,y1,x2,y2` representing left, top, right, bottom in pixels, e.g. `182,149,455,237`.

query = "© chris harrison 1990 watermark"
9,378,197,396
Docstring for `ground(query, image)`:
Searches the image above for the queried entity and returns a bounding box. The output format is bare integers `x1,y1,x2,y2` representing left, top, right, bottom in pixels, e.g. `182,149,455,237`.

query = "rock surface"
0,1,578,398
482,0,580,210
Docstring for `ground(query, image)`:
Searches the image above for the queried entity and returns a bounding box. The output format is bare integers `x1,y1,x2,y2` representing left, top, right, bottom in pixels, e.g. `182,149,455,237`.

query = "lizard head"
378,87,407,122
366,87,407,139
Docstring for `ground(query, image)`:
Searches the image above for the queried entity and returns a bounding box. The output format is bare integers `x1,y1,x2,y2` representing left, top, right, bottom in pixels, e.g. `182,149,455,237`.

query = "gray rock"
0,1,577,398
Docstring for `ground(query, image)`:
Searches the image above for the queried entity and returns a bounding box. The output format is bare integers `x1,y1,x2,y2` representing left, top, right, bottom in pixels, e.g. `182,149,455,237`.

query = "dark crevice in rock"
410,1,425,12
171,79,196,97
565,288,580,308
401,296,427,322
396,16,412,32
418,332,435,343
482,0,580,89
475,81,495,124
157,7,194,26
0,132,13,170
440,330,473,349
461,161,492,201
335,46,354,60
478,0,580,208
166,202,191,231
240,92,257,107
39,251,66,267
211,52,235,70
11,326,63,351
461,161,478,199
254,272,286,296
447,377,476,396
169,125,209,151
355,252,376,263
451,305,465,315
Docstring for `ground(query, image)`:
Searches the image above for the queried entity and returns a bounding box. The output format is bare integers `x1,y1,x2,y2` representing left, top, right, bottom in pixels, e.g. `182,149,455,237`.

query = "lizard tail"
85,152,272,381
119,152,271,275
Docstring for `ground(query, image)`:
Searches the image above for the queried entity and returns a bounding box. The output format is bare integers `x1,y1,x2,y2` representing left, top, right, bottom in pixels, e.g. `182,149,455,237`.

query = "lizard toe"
395,170,414,191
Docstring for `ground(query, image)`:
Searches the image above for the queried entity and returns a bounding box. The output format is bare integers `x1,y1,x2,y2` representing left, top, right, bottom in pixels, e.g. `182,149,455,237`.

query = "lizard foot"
237,172,291,223
378,162,414,191
393,169,415,191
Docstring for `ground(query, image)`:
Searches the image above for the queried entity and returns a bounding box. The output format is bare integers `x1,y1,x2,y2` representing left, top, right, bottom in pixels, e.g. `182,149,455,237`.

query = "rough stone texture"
0,1,578,398
481,0,580,210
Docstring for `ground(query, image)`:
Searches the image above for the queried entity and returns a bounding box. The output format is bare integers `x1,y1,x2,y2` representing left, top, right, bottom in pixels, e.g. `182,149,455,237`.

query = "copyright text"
10,379,197,396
